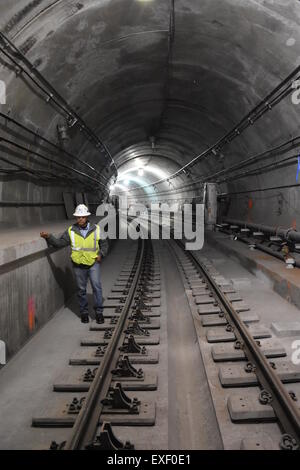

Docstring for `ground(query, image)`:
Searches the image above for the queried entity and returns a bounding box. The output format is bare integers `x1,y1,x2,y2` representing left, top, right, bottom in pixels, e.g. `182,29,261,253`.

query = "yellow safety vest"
68,225,100,266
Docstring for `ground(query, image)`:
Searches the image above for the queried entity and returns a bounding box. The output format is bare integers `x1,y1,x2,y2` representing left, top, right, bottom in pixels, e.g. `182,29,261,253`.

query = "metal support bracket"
67,397,86,414
125,320,150,336
50,441,66,450
280,433,299,450
86,422,134,450
101,382,140,414
119,335,147,355
95,346,107,357
112,356,144,379
104,329,114,339
83,367,98,382
133,300,151,311
129,309,150,323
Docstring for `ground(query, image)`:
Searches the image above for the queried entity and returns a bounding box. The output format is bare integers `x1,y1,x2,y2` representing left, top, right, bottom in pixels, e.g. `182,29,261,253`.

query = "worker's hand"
40,231,50,239
96,254,102,263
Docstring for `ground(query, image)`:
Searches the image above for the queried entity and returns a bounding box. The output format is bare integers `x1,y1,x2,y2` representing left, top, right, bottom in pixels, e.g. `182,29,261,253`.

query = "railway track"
31,240,162,450
28,227,300,451
170,239,300,450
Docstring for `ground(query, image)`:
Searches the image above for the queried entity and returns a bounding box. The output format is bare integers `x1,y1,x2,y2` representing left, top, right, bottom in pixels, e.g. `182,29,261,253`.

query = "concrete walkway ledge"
205,231,300,311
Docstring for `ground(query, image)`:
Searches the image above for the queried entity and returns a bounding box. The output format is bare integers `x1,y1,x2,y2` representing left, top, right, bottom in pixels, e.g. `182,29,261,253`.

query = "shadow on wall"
46,253,77,309
46,238,115,319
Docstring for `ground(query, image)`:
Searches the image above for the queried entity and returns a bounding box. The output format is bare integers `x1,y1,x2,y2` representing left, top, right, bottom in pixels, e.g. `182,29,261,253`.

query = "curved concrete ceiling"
1,0,300,224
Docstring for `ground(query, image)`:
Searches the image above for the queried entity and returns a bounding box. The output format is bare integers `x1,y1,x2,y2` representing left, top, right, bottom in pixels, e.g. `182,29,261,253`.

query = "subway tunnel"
1,0,300,452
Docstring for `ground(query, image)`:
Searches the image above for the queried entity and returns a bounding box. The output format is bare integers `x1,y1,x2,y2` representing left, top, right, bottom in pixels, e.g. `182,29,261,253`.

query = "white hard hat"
73,204,91,217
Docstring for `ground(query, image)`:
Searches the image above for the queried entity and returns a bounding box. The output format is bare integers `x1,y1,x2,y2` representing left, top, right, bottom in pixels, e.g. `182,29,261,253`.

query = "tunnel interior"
2,1,300,452
1,0,300,227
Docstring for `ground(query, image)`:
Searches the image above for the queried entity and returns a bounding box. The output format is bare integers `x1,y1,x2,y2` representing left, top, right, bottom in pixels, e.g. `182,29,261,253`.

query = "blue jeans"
73,262,103,316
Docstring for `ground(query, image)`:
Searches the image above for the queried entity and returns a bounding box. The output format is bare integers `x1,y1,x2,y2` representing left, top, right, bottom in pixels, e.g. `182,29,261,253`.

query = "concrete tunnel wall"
1,0,300,360
0,238,76,362
1,0,300,224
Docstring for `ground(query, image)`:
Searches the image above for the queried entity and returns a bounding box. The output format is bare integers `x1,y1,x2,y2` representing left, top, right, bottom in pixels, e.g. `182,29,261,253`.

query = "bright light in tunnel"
118,165,169,181
110,183,128,193
114,163,180,194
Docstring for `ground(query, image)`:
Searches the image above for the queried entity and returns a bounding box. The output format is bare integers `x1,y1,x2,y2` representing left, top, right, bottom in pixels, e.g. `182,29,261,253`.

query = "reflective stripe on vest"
69,225,100,252
68,225,100,266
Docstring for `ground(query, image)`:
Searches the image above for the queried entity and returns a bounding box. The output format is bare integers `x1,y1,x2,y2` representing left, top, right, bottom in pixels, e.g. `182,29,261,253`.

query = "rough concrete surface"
0,239,132,449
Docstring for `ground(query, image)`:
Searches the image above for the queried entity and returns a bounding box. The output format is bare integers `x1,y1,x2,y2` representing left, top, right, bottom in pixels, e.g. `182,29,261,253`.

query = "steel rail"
176,240,300,448
64,239,145,450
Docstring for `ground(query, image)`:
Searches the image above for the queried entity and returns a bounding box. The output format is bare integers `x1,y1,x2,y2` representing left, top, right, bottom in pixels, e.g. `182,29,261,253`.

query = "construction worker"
40,204,108,324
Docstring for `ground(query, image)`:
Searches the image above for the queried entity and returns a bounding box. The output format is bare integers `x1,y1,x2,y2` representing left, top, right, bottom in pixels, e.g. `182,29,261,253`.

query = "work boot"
95,312,104,324
81,314,90,323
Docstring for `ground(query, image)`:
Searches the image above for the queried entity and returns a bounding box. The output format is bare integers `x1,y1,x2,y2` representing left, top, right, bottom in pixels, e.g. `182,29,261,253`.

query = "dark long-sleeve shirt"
46,222,109,258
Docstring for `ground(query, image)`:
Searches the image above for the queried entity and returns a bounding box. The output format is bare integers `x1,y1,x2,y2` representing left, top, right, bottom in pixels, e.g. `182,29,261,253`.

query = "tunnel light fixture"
138,168,144,176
